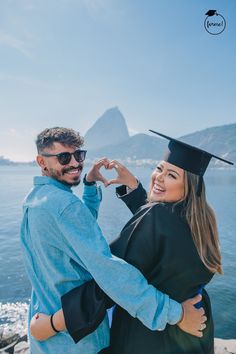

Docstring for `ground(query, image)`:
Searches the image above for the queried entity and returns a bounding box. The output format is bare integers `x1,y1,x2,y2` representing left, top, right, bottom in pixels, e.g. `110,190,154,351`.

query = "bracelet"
50,314,60,333
83,174,96,186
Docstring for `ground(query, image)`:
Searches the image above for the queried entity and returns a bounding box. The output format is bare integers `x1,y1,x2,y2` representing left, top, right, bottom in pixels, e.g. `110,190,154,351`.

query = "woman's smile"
152,183,166,195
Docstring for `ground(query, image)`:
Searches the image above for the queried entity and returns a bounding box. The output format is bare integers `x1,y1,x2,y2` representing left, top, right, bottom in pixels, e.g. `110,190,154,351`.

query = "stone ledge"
215,338,236,354
0,334,236,353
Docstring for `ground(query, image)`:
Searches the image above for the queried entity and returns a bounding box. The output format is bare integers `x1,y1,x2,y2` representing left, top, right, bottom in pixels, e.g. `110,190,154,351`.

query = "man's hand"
86,158,110,186
177,295,207,337
106,160,138,189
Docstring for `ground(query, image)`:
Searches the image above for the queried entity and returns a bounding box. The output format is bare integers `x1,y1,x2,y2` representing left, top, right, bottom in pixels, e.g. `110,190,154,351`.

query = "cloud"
81,0,116,19
0,128,36,138
0,30,31,57
7,128,19,137
128,128,140,136
0,72,63,92
80,0,126,24
82,0,107,12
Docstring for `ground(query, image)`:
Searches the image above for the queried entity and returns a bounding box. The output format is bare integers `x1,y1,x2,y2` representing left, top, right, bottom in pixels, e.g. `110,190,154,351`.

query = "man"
20,127,205,353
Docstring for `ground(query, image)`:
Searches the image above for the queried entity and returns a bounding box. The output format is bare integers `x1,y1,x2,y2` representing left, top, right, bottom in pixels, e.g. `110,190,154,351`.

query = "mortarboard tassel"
197,176,203,197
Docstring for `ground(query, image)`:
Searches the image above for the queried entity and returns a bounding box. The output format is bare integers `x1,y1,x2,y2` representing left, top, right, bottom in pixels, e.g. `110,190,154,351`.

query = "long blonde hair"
182,171,222,274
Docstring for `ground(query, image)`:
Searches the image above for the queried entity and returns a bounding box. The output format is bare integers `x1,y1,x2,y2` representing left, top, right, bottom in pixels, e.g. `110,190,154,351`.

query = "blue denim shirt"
20,176,182,354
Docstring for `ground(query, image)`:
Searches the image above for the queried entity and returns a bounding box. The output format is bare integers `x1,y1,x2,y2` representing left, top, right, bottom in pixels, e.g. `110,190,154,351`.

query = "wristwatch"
83,174,96,186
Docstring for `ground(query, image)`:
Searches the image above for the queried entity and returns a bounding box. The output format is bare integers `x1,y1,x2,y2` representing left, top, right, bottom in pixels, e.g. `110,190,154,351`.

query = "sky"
0,0,235,161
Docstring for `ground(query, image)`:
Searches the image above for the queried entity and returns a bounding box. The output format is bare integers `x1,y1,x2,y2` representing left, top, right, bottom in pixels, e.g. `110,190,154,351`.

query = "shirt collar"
34,176,73,193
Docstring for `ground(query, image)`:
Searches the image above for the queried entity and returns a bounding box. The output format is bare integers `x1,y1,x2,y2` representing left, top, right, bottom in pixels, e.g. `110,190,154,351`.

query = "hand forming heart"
86,158,138,189
106,160,138,189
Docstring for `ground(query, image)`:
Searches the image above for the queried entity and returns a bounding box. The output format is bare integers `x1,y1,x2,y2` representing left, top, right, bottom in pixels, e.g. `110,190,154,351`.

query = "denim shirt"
20,176,182,354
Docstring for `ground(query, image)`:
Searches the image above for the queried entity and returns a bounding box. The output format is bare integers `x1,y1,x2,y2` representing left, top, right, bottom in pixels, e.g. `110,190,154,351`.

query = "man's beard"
49,165,83,187
61,178,81,187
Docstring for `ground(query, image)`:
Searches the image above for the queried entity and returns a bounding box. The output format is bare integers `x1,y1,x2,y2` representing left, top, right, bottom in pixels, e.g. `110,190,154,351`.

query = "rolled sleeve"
82,184,102,219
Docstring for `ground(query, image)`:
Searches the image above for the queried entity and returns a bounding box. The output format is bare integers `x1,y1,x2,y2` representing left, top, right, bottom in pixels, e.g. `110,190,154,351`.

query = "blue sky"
0,0,235,161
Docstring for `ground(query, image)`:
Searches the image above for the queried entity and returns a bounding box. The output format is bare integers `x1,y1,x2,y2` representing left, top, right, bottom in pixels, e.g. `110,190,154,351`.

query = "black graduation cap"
149,129,234,196
205,10,217,17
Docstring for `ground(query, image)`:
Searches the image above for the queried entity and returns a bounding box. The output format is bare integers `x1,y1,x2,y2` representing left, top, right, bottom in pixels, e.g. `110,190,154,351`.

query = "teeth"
67,170,79,174
153,184,165,193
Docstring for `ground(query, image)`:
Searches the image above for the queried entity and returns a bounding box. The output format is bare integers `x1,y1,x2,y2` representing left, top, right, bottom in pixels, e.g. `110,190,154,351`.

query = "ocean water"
0,165,235,339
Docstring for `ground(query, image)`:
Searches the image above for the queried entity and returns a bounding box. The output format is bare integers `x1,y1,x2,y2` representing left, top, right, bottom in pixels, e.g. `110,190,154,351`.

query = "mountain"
87,133,167,160
84,107,129,150
179,124,236,166
87,122,236,167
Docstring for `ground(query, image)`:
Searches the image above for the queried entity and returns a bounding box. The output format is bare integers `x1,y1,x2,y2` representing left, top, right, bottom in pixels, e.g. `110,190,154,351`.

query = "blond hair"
181,172,222,274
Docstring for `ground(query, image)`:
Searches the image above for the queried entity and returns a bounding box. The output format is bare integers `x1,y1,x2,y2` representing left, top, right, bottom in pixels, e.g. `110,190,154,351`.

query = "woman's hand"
30,313,55,341
30,310,66,341
107,160,138,189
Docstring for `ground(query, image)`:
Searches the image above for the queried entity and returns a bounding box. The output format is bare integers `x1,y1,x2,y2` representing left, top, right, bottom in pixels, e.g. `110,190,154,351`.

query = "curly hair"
36,127,84,153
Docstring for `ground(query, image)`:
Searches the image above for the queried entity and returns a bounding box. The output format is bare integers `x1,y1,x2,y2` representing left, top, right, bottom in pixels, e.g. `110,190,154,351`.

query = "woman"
30,130,233,353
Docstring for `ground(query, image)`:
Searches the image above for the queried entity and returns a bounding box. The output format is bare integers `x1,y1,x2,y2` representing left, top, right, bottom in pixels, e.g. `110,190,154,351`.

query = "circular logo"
204,10,226,35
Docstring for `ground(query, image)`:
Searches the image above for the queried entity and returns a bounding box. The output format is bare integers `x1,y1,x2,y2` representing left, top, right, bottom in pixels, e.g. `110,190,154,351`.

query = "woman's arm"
108,160,148,214
30,309,65,341
115,182,147,214
30,280,114,342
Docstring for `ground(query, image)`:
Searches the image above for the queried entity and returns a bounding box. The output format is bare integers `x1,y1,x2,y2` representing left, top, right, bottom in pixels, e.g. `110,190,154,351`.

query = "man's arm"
81,158,110,219
82,180,102,219
58,200,182,332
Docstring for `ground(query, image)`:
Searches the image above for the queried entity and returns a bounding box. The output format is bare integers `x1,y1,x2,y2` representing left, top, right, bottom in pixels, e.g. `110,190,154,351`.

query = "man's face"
37,142,84,187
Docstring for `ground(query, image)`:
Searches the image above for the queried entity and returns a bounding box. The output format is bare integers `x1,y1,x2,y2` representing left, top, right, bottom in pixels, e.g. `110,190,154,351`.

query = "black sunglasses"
41,149,87,165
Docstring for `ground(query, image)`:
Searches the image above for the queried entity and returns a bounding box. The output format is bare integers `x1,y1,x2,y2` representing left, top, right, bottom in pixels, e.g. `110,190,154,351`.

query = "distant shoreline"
0,160,235,169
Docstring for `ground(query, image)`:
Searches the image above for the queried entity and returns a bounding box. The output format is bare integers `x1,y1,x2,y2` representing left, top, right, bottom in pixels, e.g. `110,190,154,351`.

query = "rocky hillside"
87,133,167,160
87,122,236,167
180,124,236,166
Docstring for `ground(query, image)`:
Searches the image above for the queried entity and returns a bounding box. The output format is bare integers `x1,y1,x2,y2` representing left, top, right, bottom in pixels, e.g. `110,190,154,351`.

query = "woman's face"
149,161,185,202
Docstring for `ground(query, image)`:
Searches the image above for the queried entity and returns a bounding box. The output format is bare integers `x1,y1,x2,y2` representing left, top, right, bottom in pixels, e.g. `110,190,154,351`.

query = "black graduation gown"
61,183,215,354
